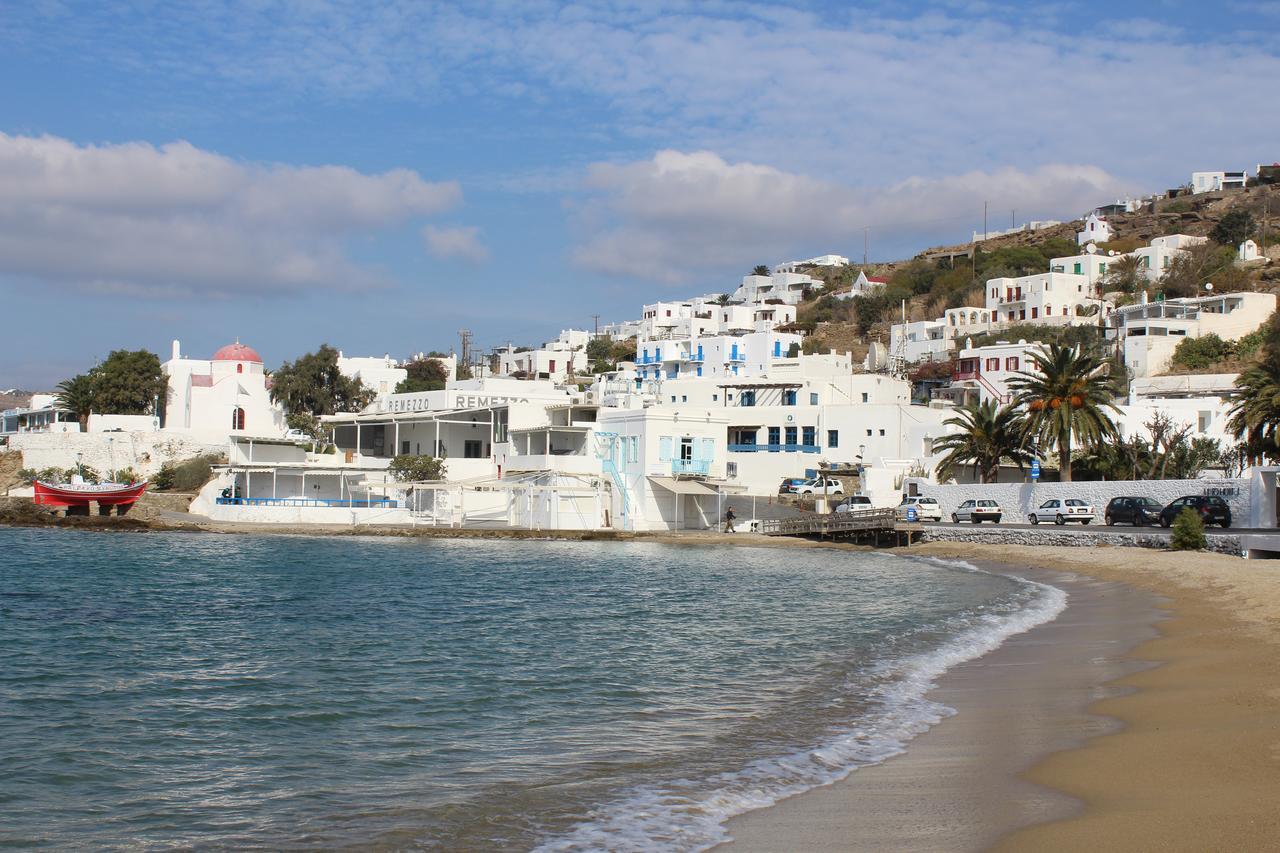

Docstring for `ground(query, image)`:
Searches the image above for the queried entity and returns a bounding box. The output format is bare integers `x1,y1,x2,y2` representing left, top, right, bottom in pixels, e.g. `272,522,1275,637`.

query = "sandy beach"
723,542,1280,851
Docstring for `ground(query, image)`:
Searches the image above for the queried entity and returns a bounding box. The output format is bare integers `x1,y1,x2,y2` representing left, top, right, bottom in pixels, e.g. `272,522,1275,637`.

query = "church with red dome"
161,339,287,439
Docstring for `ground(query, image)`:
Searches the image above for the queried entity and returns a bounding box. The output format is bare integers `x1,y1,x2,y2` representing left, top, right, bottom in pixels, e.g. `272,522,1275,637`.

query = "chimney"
172,339,181,360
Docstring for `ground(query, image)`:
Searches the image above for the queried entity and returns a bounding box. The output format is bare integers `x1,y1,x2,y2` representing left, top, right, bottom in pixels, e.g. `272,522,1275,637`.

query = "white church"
162,340,287,440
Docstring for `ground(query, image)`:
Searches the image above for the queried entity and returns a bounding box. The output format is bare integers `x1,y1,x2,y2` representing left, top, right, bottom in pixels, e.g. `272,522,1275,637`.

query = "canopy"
648,476,718,496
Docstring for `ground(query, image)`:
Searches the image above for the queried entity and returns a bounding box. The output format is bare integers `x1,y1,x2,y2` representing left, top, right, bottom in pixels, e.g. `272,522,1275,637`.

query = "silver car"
1029,498,1095,525
952,499,1002,524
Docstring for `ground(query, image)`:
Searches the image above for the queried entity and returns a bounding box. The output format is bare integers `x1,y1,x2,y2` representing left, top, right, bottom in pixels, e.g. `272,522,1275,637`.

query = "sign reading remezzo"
382,393,533,413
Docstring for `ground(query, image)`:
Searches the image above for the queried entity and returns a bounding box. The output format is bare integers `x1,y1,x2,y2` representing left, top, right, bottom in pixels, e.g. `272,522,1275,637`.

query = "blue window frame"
783,390,797,406
741,390,756,407
827,429,838,448
785,426,798,446
809,392,819,405
802,426,816,446
768,426,781,449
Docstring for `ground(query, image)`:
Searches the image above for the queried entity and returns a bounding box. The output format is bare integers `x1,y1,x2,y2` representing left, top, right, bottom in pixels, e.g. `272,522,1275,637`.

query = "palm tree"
933,399,1037,483
55,373,97,431
751,264,770,277
1227,359,1280,464
1008,343,1120,482
1101,254,1145,294
714,293,733,306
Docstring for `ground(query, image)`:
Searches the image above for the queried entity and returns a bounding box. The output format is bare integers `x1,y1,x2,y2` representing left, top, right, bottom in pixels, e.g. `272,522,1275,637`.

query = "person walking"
724,505,737,534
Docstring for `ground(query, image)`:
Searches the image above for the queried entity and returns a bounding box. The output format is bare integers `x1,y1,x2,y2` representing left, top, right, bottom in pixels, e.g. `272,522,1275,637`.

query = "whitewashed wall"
907,477,1250,523
10,431,226,476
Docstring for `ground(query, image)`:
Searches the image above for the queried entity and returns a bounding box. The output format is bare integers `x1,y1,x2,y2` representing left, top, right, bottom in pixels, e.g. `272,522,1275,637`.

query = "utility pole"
458,329,472,376
591,314,600,337
863,226,869,267
1011,209,1015,230
983,200,988,241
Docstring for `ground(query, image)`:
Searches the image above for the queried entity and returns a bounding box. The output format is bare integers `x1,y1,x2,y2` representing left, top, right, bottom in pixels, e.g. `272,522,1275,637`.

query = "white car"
1029,498,1095,525
895,496,942,522
952,499,1002,524
834,495,872,513
794,477,845,496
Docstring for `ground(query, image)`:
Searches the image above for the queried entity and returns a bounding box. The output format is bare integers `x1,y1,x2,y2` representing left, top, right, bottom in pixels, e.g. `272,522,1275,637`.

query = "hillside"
790,183,1280,358
0,389,42,411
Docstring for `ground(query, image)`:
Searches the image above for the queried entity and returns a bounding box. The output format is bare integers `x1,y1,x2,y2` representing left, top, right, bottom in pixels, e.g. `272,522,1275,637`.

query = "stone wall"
919,525,1242,556
9,432,226,477
906,477,1249,524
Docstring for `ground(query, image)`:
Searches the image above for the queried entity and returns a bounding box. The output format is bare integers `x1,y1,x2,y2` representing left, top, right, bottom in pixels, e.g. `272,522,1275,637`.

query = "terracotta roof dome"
212,341,263,363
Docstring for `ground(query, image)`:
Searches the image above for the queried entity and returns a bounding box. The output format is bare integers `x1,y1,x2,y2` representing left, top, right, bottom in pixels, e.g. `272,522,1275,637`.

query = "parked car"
795,476,845,496
1158,495,1232,529
778,477,807,495
952,499,1002,524
834,495,873,513
895,496,943,522
1104,496,1165,527
1029,498,1095,525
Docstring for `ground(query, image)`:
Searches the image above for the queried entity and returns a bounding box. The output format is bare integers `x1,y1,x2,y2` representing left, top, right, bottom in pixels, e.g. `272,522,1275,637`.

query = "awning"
648,476,718,496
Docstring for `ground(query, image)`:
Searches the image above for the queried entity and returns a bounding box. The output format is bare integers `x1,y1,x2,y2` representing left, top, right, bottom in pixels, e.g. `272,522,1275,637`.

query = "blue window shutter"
659,436,673,461
700,438,715,460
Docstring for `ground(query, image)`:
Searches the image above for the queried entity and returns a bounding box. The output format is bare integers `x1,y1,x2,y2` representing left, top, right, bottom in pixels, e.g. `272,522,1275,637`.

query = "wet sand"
722,543,1280,851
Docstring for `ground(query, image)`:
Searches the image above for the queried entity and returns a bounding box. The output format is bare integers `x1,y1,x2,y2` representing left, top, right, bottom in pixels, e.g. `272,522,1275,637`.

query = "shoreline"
724,542,1280,851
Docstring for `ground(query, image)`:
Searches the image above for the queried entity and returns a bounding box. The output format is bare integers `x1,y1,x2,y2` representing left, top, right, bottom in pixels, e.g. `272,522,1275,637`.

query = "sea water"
0,528,1064,850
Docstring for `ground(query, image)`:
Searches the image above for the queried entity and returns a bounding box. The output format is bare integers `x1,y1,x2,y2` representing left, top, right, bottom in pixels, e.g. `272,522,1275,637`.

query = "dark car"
778,477,807,495
1104,496,1166,527
1159,495,1232,529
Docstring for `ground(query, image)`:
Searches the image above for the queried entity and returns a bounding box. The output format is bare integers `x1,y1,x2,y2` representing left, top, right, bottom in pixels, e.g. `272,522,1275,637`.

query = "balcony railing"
671,458,711,475
728,352,746,362
216,497,399,508
728,443,821,454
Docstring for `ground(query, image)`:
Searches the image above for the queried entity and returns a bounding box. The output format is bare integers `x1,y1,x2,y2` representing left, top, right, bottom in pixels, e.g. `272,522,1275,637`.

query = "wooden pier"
760,508,921,546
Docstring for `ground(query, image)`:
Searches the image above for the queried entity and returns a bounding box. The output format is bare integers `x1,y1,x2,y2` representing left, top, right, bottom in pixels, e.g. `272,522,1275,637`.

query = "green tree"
715,293,733,305
270,344,375,417
1158,242,1237,298
1170,333,1232,371
1170,507,1207,551
395,358,449,393
388,454,447,482
932,399,1038,483
1100,254,1145,294
1210,209,1256,246
1227,312,1280,463
1008,344,1120,482
55,373,97,430
752,264,770,277
91,350,167,415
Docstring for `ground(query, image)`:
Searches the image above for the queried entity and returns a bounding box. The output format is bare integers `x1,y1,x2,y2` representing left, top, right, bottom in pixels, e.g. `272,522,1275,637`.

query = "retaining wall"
919,525,1242,555
9,432,226,477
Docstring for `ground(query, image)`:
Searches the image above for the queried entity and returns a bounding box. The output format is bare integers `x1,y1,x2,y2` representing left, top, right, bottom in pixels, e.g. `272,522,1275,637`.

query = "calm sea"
0,528,1064,850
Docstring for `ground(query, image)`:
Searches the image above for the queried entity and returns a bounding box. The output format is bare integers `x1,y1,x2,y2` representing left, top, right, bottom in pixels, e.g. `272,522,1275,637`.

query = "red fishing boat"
33,480,149,508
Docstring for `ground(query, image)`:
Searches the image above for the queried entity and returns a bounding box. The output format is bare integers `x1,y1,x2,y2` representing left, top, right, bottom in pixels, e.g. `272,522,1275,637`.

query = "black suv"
1158,495,1232,529
1104,496,1165,526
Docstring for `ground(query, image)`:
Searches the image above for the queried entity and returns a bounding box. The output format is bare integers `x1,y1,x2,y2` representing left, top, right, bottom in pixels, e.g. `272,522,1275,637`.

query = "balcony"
689,350,705,362
672,458,711,476
728,351,746,362
728,443,821,454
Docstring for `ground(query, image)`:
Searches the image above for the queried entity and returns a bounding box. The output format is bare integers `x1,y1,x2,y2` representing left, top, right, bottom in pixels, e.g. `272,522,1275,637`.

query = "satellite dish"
1086,243,1098,254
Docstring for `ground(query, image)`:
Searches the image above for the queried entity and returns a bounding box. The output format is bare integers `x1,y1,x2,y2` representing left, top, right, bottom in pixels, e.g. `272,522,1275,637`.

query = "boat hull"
33,481,150,507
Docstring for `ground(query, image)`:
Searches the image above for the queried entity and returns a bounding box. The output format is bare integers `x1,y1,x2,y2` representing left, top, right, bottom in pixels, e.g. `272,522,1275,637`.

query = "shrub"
1170,507,1207,551
1170,334,1232,370
388,454,447,482
109,467,141,484
152,454,221,492
17,468,38,484
151,465,176,490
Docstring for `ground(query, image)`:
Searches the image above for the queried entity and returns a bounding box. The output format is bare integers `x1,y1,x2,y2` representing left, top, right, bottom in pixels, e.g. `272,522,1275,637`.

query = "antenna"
458,329,472,375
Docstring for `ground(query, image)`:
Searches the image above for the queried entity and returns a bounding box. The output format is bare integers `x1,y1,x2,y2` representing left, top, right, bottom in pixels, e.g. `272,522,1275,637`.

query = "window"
985,358,999,371
659,436,673,461
768,426,780,448
741,390,756,407
628,436,639,463
231,407,245,430
866,429,873,436
549,360,556,373
1046,305,1053,316
783,390,797,406
671,395,677,402
712,393,717,401
861,392,869,403
680,438,694,462
1073,262,1082,274
809,392,819,405
1031,308,1038,319
236,363,243,374
681,395,688,402
1006,357,1019,371
696,366,703,377
785,426,798,446
879,429,885,436
464,440,483,459
802,426,816,446
827,429,838,448
402,441,410,455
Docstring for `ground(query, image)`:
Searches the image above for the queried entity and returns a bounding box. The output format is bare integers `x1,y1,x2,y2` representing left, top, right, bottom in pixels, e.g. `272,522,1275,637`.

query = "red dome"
212,342,263,363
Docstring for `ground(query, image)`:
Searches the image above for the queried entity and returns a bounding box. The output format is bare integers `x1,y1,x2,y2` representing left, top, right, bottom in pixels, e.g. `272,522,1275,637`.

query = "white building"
774,254,850,273
949,339,1047,406
985,271,1110,325
634,330,804,384
1107,291,1277,378
1191,170,1247,194
0,394,79,435
1077,212,1113,246
337,353,407,398
835,270,891,300
1239,240,1263,263
731,271,822,305
890,319,949,364
163,340,287,440
495,329,594,382
1131,234,1208,280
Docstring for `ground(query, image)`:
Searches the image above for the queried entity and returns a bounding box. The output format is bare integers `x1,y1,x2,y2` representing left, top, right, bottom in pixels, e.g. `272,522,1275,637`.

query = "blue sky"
2,0,1278,388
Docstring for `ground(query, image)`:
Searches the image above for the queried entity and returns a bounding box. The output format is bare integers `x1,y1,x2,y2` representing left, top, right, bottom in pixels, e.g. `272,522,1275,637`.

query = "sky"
1,0,1278,388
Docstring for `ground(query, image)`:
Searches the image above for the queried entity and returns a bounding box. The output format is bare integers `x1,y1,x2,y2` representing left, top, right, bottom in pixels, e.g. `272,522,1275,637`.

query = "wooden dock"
760,508,921,546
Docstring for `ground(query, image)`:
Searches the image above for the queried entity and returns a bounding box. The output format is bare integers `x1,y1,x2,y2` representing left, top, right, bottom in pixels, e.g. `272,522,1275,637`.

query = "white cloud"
0,133,462,296
572,150,1135,282
422,225,490,263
